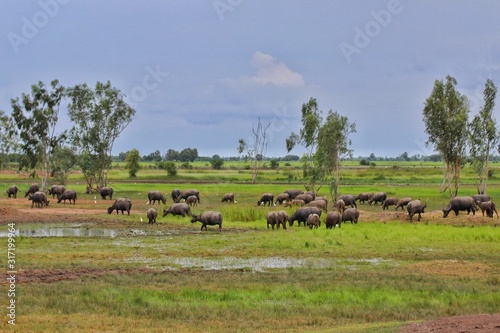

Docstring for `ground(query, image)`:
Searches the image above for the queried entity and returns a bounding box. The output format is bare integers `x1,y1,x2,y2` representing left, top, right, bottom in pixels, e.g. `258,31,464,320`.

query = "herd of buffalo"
5,184,499,231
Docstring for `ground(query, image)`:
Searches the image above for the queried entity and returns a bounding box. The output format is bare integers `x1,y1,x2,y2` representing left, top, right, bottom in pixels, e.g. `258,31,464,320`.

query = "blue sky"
1,1,499,158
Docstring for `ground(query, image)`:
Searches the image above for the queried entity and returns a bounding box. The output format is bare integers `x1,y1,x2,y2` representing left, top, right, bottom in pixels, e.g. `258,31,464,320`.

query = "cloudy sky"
1,1,499,158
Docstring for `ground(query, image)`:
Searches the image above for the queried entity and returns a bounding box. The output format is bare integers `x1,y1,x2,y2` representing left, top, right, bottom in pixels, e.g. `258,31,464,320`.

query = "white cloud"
225,51,305,88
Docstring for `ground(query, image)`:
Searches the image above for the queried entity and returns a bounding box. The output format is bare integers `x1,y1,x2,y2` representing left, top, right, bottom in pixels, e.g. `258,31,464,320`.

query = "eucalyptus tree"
67,81,135,190
10,80,66,190
0,110,20,170
468,79,499,194
286,98,355,195
423,75,470,197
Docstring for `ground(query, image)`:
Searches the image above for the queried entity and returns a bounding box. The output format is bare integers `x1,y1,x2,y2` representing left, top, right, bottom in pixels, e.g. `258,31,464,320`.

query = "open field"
1,164,499,332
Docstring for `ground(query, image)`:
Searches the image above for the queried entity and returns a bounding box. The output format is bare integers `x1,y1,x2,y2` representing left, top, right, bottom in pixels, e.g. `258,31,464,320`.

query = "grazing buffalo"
146,208,158,224
307,199,327,211
57,190,77,204
274,193,290,205
221,193,236,203
257,193,274,206
339,194,357,208
382,197,398,210
97,187,114,200
395,197,412,211
407,199,426,222
368,192,387,205
443,197,476,218
162,203,192,217
288,207,322,227
472,194,491,205
186,195,198,207
171,189,181,202
48,185,66,199
107,198,132,215
174,189,200,204
147,191,166,205
479,201,498,218
191,211,223,231
30,191,49,208
284,199,306,208
306,213,320,229
325,211,341,229
295,193,314,204
24,183,39,197
355,192,373,204
335,199,346,213
6,185,18,198
266,211,279,229
284,189,304,200
341,208,359,224
275,210,288,229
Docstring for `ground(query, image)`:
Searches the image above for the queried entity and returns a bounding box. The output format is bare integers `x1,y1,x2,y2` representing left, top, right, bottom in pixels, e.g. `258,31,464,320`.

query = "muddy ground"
1,197,499,332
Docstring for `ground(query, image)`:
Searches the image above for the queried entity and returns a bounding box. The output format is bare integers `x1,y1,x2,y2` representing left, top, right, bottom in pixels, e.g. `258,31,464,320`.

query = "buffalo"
171,189,181,202
257,193,274,206
97,187,114,200
191,211,223,231
284,189,304,199
174,189,200,204
24,183,39,197
382,197,398,210
186,195,198,207
265,211,279,229
295,193,314,204
288,207,322,227
325,211,341,229
341,208,359,224
368,192,387,205
284,199,306,208
48,185,66,199
147,191,166,205
479,201,498,218
146,208,158,224
407,199,426,222
338,194,357,208
6,185,18,198
57,190,77,204
162,203,192,217
335,199,346,213
472,194,491,205
30,191,49,208
306,213,320,229
274,193,290,205
107,198,132,215
355,192,373,204
395,197,412,211
307,199,327,211
221,193,236,203
443,197,476,218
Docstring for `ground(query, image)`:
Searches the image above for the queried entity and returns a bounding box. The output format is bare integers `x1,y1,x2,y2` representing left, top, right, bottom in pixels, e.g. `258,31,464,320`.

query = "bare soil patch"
398,313,500,332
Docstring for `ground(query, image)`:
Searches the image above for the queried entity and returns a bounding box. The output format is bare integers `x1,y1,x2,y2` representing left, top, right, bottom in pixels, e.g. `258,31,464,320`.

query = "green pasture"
1,162,500,332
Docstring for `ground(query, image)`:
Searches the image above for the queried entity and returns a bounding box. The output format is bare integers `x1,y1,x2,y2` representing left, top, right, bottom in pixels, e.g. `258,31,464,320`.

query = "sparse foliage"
210,154,224,170
10,80,66,191
238,117,272,184
468,79,499,194
67,81,135,190
423,75,469,197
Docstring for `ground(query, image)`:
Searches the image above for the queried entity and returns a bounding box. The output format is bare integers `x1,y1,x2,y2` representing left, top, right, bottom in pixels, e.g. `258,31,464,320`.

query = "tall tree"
423,75,470,197
10,80,66,190
315,110,356,199
469,79,500,193
286,98,355,195
468,79,499,194
0,110,20,170
125,148,141,178
238,117,272,184
67,81,135,190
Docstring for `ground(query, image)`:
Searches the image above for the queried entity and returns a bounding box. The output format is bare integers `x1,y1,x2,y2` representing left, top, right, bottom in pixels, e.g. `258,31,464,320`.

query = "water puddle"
0,224,119,238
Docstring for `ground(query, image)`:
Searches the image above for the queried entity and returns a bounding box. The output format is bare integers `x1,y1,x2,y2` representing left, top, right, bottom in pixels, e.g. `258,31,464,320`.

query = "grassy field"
1,162,499,332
